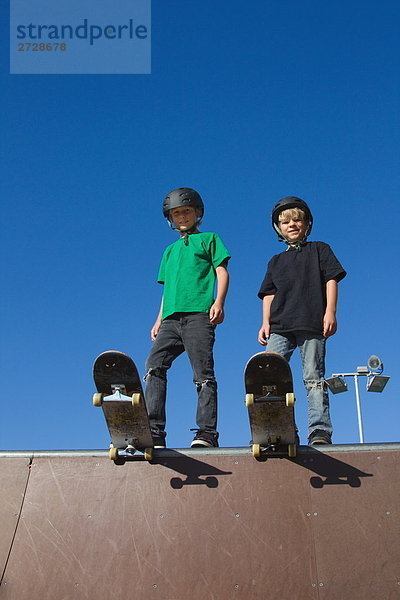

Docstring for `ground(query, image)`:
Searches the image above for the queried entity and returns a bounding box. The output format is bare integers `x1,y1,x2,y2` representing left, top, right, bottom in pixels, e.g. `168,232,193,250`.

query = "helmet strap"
167,218,202,245
284,237,308,251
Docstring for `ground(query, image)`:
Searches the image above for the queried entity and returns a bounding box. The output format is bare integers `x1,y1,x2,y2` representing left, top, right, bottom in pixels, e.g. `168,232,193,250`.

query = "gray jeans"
144,312,218,440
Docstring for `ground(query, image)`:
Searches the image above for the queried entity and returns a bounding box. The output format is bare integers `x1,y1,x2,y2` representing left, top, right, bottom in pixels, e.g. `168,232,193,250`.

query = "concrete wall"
1,445,399,599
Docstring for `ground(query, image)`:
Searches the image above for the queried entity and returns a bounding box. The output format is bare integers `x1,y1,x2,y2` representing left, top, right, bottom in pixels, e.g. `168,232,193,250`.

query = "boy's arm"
209,264,229,324
323,279,338,338
258,294,274,345
150,297,163,341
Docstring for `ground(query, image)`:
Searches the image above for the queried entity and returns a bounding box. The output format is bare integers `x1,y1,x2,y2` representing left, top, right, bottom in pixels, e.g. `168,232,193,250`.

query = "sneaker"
191,430,219,448
309,430,332,445
152,436,166,449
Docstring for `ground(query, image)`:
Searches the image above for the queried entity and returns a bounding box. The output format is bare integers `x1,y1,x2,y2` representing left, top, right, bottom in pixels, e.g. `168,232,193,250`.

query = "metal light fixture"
367,355,383,372
356,366,369,374
326,354,390,443
325,376,348,394
367,375,390,393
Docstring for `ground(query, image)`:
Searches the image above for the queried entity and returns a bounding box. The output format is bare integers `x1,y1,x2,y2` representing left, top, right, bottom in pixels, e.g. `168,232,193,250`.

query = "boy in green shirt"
145,187,231,448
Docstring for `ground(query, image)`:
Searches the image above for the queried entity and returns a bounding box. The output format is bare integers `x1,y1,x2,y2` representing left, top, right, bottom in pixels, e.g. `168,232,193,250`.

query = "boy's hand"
209,302,224,324
258,324,270,346
323,310,337,338
151,319,162,341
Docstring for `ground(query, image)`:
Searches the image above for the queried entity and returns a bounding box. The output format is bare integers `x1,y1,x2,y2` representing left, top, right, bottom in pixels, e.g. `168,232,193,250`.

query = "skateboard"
93,350,154,461
244,351,297,458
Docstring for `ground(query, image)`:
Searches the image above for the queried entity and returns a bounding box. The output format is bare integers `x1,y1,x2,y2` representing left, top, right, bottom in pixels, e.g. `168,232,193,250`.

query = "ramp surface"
0,445,399,599
0,457,31,579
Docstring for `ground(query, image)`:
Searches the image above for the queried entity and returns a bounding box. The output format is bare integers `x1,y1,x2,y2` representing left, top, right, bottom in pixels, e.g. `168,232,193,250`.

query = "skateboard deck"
244,351,297,458
93,350,154,461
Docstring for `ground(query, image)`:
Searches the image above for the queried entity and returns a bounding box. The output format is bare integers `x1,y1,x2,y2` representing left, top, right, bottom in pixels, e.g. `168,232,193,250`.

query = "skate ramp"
0,444,399,599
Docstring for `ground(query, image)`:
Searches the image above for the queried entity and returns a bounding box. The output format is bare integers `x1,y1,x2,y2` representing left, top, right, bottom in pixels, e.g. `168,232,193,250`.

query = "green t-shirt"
158,232,231,320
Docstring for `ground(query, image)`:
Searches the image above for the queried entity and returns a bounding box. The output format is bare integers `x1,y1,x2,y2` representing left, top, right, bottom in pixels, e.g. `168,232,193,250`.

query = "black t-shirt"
258,241,346,334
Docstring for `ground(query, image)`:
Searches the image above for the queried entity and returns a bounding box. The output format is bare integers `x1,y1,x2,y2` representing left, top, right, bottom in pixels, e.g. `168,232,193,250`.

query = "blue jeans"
144,312,218,441
266,332,332,439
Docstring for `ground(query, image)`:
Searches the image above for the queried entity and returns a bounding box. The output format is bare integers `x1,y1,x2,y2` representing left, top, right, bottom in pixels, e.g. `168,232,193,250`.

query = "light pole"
325,355,390,443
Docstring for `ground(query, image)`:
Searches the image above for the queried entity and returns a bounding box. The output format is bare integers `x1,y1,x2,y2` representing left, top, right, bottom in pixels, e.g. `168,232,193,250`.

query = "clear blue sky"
1,0,399,450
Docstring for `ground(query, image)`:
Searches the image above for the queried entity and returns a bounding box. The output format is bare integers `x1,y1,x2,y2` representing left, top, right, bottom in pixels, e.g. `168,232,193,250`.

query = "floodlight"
325,376,348,394
367,375,390,393
367,355,383,373
327,355,390,443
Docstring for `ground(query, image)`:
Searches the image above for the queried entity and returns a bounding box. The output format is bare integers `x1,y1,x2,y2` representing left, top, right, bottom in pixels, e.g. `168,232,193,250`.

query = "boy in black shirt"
258,197,346,444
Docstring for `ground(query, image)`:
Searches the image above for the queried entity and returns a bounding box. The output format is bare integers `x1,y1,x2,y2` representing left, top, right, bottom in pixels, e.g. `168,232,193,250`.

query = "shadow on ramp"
253,446,373,487
110,448,233,488
159,449,233,488
299,447,373,488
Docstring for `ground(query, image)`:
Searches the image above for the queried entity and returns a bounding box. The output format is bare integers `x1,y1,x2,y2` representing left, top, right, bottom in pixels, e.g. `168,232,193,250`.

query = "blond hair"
278,207,305,222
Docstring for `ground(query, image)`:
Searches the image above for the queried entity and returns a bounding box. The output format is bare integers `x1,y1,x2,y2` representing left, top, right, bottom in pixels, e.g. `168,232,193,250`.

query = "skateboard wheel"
93,393,103,407
285,392,295,407
252,444,261,458
144,448,153,461
245,393,254,407
288,444,296,458
131,393,141,407
109,447,119,461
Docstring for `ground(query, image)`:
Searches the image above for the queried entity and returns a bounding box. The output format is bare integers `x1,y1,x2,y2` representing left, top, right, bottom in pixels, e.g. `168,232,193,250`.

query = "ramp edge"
0,442,399,459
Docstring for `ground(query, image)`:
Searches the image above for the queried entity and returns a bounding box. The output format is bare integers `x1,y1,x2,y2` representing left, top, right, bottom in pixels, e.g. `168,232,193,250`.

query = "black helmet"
272,196,313,241
162,187,204,220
